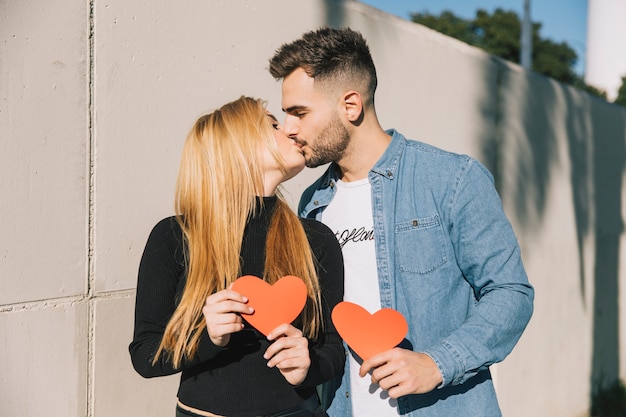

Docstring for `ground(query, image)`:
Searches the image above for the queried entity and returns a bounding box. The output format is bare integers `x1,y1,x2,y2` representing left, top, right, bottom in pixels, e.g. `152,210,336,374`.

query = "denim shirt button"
412,220,418,226
345,391,350,398
386,170,393,178
313,200,319,206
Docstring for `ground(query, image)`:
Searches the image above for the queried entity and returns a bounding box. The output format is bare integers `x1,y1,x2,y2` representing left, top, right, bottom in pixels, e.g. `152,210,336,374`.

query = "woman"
129,96,345,417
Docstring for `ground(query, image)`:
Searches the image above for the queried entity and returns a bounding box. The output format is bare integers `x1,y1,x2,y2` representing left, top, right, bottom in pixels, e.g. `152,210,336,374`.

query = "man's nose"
282,115,298,137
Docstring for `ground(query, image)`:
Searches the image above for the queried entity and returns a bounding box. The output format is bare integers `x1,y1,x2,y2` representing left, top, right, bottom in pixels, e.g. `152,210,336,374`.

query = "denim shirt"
299,130,534,417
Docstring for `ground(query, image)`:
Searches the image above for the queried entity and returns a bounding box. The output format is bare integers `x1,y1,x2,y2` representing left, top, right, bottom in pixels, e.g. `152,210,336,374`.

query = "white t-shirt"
322,178,399,416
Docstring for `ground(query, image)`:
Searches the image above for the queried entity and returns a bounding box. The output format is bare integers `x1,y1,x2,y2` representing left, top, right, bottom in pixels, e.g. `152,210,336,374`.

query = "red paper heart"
332,301,408,360
231,275,307,336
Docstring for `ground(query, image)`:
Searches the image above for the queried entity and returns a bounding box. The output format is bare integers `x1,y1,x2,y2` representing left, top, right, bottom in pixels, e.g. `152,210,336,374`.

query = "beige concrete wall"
1,0,624,416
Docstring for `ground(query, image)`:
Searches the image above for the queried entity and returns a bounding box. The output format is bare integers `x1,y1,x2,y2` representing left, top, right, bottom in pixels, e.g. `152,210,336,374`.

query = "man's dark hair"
269,27,378,103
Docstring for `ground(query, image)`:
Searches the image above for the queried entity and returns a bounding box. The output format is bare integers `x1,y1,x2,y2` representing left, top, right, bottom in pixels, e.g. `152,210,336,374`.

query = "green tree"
411,8,604,98
472,9,522,62
411,10,480,45
615,76,626,106
532,38,577,84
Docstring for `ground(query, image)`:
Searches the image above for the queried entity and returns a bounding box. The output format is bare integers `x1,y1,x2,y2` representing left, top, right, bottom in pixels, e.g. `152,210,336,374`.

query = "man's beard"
305,115,350,168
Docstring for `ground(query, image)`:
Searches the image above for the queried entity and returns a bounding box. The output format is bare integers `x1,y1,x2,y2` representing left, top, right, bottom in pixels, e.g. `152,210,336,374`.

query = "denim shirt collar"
299,129,408,219
369,129,405,181
322,128,405,183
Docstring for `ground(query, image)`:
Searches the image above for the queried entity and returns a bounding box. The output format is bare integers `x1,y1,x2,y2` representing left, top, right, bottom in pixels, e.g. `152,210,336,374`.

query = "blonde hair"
154,96,322,367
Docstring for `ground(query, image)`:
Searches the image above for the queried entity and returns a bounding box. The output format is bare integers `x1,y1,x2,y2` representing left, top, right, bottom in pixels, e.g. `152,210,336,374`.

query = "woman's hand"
264,323,311,385
202,288,253,347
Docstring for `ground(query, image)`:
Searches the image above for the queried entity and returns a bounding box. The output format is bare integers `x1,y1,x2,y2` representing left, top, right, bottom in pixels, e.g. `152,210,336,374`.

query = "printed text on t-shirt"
334,227,375,248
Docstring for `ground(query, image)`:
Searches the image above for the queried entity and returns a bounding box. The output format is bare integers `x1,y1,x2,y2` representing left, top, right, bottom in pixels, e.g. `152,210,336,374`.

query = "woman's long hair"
154,96,322,367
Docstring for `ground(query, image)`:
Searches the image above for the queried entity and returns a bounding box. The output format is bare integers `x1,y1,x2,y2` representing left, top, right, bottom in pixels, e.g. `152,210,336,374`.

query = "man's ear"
343,91,363,122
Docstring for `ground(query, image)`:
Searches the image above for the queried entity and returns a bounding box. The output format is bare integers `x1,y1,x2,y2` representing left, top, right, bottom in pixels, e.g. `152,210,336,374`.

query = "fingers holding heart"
264,323,306,357
359,349,443,398
203,289,254,346
264,323,310,385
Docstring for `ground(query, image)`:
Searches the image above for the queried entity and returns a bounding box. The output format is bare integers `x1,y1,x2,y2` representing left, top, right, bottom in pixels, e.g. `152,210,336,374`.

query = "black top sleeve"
128,217,225,378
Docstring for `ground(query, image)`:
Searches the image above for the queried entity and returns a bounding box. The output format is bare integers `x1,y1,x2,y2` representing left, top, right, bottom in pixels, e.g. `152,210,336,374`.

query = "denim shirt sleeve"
423,158,534,387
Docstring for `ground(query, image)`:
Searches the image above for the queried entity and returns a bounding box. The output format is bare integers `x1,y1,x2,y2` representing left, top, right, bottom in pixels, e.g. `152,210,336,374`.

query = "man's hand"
359,348,443,398
264,323,311,385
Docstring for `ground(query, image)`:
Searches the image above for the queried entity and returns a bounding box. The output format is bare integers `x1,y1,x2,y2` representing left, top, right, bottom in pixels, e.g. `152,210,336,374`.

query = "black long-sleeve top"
129,197,345,417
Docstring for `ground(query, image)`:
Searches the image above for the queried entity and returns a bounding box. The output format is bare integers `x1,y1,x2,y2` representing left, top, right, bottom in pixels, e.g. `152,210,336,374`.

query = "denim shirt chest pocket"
395,214,447,274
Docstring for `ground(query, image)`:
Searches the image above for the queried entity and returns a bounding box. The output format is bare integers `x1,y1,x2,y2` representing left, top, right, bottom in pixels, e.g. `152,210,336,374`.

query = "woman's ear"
343,91,363,122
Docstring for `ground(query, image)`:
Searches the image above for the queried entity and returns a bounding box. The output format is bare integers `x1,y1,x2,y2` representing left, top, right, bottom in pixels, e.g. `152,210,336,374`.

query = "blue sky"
360,0,588,75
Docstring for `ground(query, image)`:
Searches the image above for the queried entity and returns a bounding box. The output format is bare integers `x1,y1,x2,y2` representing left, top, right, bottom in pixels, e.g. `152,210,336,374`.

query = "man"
268,27,534,417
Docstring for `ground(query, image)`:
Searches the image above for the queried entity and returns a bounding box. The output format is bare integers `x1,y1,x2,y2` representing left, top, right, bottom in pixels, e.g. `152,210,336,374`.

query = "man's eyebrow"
283,105,308,114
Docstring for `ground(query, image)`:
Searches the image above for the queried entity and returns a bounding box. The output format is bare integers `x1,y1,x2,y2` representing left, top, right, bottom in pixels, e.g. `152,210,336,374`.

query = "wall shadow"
498,62,625,399
562,87,625,392
586,99,624,389
482,51,625,407
496,67,559,232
